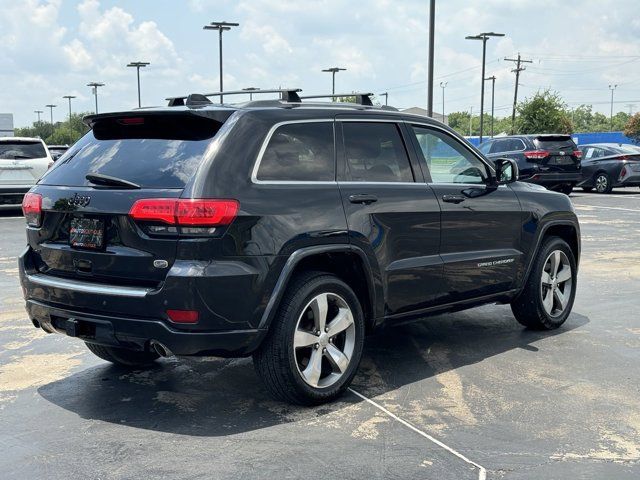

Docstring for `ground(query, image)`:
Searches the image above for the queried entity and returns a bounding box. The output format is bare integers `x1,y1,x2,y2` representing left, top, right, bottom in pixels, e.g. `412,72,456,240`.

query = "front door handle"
349,194,378,205
442,194,465,204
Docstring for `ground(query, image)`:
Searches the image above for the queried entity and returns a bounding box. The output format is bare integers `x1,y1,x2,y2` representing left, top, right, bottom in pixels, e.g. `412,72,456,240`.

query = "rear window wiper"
86,173,141,189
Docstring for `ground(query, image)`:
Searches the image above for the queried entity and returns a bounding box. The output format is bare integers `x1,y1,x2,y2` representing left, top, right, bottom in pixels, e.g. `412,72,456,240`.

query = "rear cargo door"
30,113,228,287
533,135,581,173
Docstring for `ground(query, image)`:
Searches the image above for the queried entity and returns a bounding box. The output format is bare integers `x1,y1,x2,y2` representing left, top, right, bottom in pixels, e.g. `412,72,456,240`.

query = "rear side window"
534,136,576,150
341,122,413,182
256,122,334,181
0,140,47,160
40,115,221,189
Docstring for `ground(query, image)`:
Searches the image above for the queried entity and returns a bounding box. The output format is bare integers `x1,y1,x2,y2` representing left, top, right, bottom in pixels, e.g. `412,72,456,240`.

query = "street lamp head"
242,87,260,91
440,81,448,88
466,32,505,40
204,21,239,31
127,62,150,68
62,95,76,99
322,67,347,73
45,104,57,108
87,82,105,87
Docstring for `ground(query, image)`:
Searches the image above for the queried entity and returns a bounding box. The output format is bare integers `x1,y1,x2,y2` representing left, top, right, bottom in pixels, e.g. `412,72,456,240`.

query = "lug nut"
314,343,319,349
322,347,326,353
325,327,329,332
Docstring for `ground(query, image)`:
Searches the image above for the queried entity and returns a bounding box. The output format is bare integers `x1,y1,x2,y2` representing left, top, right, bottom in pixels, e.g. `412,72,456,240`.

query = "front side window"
256,122,334,181
412,126,488,184
341,122,413,182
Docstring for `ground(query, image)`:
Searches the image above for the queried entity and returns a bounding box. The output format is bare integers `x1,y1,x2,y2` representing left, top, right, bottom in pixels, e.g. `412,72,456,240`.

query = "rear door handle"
348,194,378,205
442,194,465,204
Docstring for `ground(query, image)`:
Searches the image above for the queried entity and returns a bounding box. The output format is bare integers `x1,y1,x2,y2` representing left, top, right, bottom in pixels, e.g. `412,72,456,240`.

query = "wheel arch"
258,245,383,333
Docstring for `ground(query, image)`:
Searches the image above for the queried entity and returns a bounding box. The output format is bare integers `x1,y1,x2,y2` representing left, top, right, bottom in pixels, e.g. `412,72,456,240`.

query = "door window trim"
251,118,337,185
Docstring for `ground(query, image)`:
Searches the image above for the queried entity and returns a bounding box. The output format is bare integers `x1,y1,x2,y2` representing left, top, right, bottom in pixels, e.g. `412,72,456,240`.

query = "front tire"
558,184,573,195
253,272,365,405
85,342,159,367
511,237,577,330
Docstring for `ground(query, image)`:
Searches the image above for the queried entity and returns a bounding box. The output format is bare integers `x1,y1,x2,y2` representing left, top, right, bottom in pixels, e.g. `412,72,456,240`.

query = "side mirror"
493,158,519,184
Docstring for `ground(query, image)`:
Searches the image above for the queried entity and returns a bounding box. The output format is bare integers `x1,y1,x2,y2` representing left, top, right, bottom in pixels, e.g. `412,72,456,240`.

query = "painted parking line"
573,204,640,213
349,388,487,480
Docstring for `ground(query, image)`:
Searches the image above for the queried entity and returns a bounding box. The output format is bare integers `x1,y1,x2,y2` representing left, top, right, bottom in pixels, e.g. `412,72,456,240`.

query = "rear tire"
253,271,365,405
85,342,159,367
594,172,613,193
558,184,573,195
511,236,576,330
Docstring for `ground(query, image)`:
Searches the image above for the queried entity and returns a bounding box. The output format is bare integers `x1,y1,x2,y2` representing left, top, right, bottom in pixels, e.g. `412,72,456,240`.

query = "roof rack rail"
166,88,302,106
299,92,374,106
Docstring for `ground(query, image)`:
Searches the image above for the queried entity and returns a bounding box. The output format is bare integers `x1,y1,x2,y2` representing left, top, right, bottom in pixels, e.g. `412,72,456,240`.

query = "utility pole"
62,95,76,121
203,21,239,104
469,106,473,136
609,84,618,131
427,0,435,117
127,62,150,108
466,32,505,143
439,82,447,124
504,53,532,134
34,110,43,123
485,76,496,137
242,87,260,101
87,82,105,114
45,104,56,125
379,92,389,106
322,67,347,98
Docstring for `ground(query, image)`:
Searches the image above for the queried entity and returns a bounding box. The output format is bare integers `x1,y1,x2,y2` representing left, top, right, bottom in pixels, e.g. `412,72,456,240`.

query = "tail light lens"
22,192,42,227
524,150,550,160
129,199,239,227
573,150,582,159
166,309,199,323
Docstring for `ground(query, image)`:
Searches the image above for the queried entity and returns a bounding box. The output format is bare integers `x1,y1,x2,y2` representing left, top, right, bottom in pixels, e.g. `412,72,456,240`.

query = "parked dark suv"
19,90,580,405
479,134,582,194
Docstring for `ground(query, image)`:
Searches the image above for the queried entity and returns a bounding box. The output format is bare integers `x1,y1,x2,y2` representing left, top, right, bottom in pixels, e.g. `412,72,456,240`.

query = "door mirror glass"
494,158,519,184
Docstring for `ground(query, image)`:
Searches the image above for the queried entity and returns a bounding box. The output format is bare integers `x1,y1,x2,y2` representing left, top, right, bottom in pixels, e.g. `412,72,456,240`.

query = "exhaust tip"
150,340,173,358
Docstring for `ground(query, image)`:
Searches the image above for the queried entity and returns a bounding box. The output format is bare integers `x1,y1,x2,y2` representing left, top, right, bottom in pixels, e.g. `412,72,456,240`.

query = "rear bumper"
0,185,31,208
522,172,581,187
19,246,270,357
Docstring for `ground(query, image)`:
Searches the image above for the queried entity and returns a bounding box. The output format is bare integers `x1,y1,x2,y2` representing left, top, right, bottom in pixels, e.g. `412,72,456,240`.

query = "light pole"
322,67,347,97
242,87,260,101
427,0,435,117
485,76,496,137
203,21,239,104
609,84,618,131
465,32,505,143
45,104,56,125
127,62,150,108
439,81,447,124
62,95,76,121
87,82,105,114
34,110,43,123
469,106,473,136
379,92,389,106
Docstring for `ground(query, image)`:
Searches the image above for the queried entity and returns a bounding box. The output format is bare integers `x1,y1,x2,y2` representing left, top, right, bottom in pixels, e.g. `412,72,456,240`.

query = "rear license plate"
549,156,574,165
69,217,105,250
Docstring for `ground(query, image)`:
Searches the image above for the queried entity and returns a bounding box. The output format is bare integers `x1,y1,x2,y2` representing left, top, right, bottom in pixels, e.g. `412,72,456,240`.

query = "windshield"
0,141,47,160
41,115,222,189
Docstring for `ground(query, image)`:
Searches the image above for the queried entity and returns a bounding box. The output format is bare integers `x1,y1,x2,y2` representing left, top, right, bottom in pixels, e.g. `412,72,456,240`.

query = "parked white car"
0,137,52,210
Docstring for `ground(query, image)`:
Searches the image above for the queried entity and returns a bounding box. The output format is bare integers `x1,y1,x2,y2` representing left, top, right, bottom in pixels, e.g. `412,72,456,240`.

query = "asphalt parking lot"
1,191,639,479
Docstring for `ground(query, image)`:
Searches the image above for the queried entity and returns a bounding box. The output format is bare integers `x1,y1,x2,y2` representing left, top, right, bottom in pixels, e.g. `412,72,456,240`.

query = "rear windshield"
41,115,221,189
533,136,576,150
0,141,47,160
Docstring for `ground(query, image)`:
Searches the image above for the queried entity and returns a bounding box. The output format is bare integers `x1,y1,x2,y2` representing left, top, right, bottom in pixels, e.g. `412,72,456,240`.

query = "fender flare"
257,244,382,330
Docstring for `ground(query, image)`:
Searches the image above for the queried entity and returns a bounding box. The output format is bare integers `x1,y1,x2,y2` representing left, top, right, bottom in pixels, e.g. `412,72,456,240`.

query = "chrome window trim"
406,121,497,181
251,119,335,185
27,273,151,298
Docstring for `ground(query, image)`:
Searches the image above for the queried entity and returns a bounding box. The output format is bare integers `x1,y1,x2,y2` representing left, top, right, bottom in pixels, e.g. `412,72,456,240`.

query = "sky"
1,0,640,128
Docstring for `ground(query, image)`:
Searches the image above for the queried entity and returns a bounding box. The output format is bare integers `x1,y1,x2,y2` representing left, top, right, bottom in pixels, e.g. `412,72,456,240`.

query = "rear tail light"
166,309,199,324
618,155,630,160
22,192,42,227
620,165,628,180
573,150,582,159
129,199,239,227
524,150,550,160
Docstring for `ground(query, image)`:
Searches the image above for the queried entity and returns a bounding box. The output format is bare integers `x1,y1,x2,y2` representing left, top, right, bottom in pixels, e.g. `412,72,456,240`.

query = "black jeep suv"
19,90,580,405
479,134,582,195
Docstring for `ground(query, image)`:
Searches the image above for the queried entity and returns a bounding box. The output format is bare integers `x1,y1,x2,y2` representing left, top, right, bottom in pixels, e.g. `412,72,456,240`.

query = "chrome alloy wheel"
293,292,356,388
540,250,573,317
595,174,609,193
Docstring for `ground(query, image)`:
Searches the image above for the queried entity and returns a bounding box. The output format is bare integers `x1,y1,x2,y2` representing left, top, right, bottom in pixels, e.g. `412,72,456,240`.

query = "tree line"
15,112,91,145
446,89,639,140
